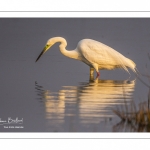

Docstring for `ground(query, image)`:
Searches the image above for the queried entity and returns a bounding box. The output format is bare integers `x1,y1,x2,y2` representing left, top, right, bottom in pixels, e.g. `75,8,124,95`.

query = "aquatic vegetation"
113,68,150,132
113,100,150,127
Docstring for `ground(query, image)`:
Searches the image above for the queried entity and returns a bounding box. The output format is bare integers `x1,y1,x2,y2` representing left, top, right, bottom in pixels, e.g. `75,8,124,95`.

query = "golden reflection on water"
35,78,135,131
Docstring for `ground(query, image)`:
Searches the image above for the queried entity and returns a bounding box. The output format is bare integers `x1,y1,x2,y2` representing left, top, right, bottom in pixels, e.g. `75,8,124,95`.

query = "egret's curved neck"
53,37,79,59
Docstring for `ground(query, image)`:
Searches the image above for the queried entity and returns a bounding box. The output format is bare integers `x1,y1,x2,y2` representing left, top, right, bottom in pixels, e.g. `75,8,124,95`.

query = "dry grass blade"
113,109,126,120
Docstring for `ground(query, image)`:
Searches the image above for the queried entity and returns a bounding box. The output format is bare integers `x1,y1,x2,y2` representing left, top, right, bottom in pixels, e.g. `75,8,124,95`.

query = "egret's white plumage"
36,37,138,77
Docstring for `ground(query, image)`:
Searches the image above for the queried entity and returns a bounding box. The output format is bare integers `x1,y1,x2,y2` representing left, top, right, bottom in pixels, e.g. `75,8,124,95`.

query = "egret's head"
35,38,55,62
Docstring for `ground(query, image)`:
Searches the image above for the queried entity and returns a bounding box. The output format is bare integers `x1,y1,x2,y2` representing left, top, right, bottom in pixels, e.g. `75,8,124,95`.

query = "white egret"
36,37,138,77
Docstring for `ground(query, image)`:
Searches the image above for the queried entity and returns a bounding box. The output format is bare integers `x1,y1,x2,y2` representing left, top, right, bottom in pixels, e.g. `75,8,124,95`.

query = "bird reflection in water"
35,77,136,132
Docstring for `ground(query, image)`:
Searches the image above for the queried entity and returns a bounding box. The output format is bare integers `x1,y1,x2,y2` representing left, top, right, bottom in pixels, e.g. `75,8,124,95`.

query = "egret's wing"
79,39,130,72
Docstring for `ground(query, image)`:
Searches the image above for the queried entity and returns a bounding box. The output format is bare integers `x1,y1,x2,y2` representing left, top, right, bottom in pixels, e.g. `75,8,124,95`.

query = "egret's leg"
91,63,100,78
89,67,94,81
90,67,94,76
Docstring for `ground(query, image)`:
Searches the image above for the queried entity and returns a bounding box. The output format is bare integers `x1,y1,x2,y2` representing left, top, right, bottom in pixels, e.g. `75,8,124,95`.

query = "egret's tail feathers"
123,66,130,75
129,67,140,76
126,58,140,76
134,67,140,76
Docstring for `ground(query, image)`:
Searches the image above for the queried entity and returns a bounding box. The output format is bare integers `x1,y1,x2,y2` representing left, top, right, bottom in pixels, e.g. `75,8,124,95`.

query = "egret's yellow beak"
35,44,51,62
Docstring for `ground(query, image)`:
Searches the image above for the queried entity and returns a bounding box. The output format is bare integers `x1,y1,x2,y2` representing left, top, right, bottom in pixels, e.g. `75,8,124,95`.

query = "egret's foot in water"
96,72,100,78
